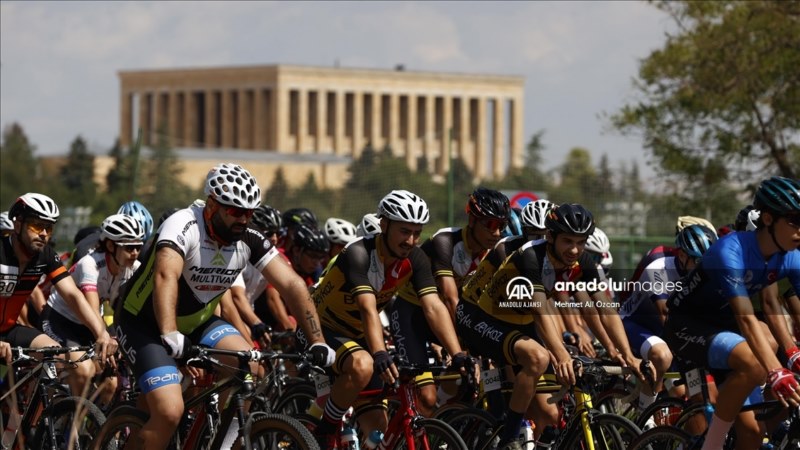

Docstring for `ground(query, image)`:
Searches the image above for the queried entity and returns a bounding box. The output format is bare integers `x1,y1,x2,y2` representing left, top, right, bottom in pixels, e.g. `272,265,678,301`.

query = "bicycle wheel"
232,413,320,450
90,405,148,450
627,426,695,450
440,407,498,450
32,396,106,450
635,397,687,430
595,387,638,423
271,383,316,415
562,412,642,450
389,418,469,450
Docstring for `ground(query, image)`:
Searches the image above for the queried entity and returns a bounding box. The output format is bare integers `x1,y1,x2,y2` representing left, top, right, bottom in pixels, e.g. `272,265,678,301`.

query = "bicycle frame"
373,374,428,450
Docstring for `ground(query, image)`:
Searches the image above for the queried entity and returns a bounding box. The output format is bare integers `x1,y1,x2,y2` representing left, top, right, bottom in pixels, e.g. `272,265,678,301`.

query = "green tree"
265,167,290,211
611,0,800,183
59,136,96,206
556,147,599,209
140,125,197,217
0,123,39,208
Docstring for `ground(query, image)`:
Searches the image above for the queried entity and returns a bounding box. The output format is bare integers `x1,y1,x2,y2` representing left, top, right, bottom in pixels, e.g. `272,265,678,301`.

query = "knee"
149,397,184,430
648,345,673,372
347,352,375,386
731,349,767,384
419,386,437,410
71,360,96,382
515,342,549,374
530,401,559,428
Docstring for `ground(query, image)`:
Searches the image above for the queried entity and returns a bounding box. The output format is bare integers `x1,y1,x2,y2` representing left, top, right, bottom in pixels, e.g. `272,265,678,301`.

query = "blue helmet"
502,207,523,238
675,224,717,259
753,176,800,216
117,201,154,240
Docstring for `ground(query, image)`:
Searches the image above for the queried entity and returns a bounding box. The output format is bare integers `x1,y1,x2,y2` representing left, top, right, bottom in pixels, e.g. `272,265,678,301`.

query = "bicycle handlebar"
11,345,95,363
546,356,633,404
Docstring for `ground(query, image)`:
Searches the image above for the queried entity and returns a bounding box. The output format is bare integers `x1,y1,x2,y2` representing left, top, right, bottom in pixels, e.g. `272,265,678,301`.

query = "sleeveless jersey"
313,234,437,338
1,237,69,332
119,205,278,334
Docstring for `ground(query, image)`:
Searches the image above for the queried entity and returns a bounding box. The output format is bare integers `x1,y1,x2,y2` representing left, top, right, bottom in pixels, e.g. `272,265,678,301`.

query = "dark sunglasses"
782,213,800,228
478,217,508,232
118,243,143,252
225,206,255,219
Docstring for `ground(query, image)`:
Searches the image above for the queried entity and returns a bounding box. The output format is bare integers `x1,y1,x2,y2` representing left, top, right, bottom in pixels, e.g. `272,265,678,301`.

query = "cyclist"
502,207,524,238
356,212,381,237
664,176,800,450
42,213,144,406
734,205,760,232
324,217,358,258
519,199,553,241
281,207,318,254
114,163,334,450
620,224,716,414
392,187,509,414
118,200,154,242
302,190,460,448
0,193,117,366
0,211,12,237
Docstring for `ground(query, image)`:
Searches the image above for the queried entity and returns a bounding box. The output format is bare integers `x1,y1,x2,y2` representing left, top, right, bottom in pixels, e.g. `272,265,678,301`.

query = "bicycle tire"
439,407,498,450
562,412,642,450
232,413,320,450
635,396,687,430
595,387,638,422
271,383,316,416
388,417,469,450
90,405,149,450
32,396,106,450
627,426,694,450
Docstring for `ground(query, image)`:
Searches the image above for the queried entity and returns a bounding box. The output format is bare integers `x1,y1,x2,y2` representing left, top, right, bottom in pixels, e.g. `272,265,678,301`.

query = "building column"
139,92,151,146
273,86,289,152
458,96,473,173
315,89,326,152
352,91,363,158
474,97,487,179
510,96,524,170
220,90,234,148
237,89,250,150
440,96,453,174
369,93,380,150
168,90,180,147
388,93,399,155
493,98,505,179
423,94,434,170
334,91,345,155
152,92,164,145
297,89,308,153
253,88,266,150
406,94,417,170
204,91,217,148
183,91,197,148
120,91,132,148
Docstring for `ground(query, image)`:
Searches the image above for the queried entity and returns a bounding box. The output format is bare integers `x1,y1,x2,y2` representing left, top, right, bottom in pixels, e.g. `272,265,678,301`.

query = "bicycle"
91,346,318,450
1,345,106,450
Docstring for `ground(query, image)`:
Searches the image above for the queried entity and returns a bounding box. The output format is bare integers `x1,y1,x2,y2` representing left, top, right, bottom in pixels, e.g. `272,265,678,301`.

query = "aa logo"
506,276,534,300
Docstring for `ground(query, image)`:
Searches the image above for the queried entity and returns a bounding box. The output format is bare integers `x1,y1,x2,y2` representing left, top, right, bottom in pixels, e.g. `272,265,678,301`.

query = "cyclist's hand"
786,346,800,374
309,343,335,367
161,331,191,359
575,330,596,358
95,331,118,367
0,341,10,364
554,351,576,386
250,322,271,348
616,353,646,383
768,368,800,407
372,350,398,385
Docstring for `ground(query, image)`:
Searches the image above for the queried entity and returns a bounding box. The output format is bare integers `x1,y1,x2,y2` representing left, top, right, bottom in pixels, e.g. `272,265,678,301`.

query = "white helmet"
100,214,145,242
356,213,381,237
204,163,261,209
377,190,430,224
521,199,554,231
746,209,760,232
676,216,717,236
585,227,610,254
601,250,614,269
9,193,60,223
325,217,358,245
0,211,12,231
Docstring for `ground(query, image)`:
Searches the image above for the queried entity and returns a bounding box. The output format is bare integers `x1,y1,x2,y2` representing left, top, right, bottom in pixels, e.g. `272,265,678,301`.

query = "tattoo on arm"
305,310,322,337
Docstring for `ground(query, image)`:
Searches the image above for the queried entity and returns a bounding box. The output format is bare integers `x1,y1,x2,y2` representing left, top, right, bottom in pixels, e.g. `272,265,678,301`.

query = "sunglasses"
27,222,54,234
782,213,800,228
225,206,255,219
478,218,508,232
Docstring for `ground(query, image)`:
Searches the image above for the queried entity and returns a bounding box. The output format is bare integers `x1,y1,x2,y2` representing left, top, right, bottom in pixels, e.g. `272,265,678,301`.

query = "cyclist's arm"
55,275,106,340
229,284,261,328
419,291,462,356
761,283,796,353
153,246,183,335
731,295,784,372
589,290,642,377
436,275,459,323
534,294,576,385
220,288,252,344
573,291,617,356
265,286,295,331
261,255,323,344
355,292,386,354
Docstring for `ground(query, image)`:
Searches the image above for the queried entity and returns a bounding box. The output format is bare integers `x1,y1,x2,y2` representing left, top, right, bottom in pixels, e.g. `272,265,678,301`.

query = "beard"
211,213,245,244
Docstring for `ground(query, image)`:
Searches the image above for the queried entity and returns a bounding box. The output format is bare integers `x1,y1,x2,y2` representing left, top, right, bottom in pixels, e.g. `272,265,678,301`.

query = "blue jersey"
668,231,800,328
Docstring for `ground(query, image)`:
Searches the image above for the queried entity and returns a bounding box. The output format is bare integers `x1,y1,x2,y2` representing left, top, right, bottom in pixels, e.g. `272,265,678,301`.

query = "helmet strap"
767,222,789,253
381,222,403,260
546,237,568,268
203,201,232,247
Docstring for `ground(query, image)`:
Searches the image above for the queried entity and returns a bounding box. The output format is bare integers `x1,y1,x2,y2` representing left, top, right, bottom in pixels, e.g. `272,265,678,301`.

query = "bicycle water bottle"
340,425,359,450
364,430,384,449
1,406,22,449
519,420,534,450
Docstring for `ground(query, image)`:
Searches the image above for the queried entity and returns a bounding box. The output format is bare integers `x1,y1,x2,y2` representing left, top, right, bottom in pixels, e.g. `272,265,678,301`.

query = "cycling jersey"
619,255,685,324
313,234,437,338
231,263,268,307
462,236,542,306
0,237,69,332
668,231,800,329
476,239,601,325
396,227,486,306
118,205,279,334
47,251,140,324
619,245,677,302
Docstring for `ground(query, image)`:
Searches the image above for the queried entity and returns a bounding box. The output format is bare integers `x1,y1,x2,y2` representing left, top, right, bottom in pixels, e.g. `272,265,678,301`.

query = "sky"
0,1,672,177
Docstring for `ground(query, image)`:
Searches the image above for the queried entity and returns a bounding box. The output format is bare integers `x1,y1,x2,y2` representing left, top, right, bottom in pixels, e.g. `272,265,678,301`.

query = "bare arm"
265,286,296,331
230,285,262,327
419,292,462,356
436,275,460,323
55,276,116,361
220,288,252,344
153,246,184,335
261,256,322,344
731,295,784,371
760,284,796,352
533,293,576,386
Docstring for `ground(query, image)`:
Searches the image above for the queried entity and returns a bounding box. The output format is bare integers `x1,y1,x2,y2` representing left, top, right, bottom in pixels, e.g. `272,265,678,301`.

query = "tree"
0,123,39,208
264,167,290,211
611,1,800,184
59,136,96,206
140,125,197,217
556,147,599,209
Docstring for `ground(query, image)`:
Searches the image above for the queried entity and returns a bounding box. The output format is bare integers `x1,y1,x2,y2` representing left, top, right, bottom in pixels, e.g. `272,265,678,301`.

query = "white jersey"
231,263,268,306
619,255,681,319
48,251,140,324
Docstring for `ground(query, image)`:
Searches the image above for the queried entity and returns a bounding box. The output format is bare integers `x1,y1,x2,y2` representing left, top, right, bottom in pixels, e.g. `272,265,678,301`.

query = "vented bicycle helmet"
753,176,800,216
502,208,523,238
585,227,611,254
204,163,261,210
675,224,717,259
325,218,357,245
378,190,430,224
100,214,145,243
118,201,154,240
282,207,318,229
252,204,283,232
521,199,554,231
357,213,382,237
0,211,12,231
466,188,510,219
293,224,330,254
676,216,716,236
545,203,595,237
734,205,760,232
9,193,60,223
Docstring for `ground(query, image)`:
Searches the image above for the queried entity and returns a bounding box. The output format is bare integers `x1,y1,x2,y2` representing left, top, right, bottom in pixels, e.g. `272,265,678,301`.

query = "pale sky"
0,1,671,176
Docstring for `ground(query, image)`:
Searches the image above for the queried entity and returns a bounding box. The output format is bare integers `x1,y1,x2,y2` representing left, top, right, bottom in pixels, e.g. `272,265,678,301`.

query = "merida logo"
211,251,226,266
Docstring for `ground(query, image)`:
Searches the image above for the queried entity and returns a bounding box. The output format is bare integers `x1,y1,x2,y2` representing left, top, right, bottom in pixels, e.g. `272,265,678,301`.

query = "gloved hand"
785,346,800,373
250,322,270,342
450,352,474,371
372,350,393,374
308,343,335,367
161,331,191,359
768,367,800,398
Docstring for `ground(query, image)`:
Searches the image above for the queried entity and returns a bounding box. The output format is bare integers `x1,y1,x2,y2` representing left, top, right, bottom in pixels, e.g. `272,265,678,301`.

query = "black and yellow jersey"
462,235,541,306
477,239,601,325
396,227,487,306
313,235,437,338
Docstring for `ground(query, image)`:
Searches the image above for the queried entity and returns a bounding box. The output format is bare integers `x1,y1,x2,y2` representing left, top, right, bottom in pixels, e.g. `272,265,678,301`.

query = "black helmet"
466,187,510,219
293,224,330,253
545,203,595,237
734,205,756,232
675,224,717,259
252,204,283,232
753,176,800,216
282,207,318,229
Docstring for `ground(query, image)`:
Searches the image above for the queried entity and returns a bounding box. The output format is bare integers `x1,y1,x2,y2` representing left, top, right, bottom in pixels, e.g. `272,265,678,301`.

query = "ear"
379,217,389,233
545,230,555,244
760,210,776,227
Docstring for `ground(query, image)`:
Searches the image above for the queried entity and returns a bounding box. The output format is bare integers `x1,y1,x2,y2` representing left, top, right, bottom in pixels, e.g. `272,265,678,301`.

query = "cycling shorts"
296,324,384,391
664,314,745,372
456,300,538,369
41,305,94,347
